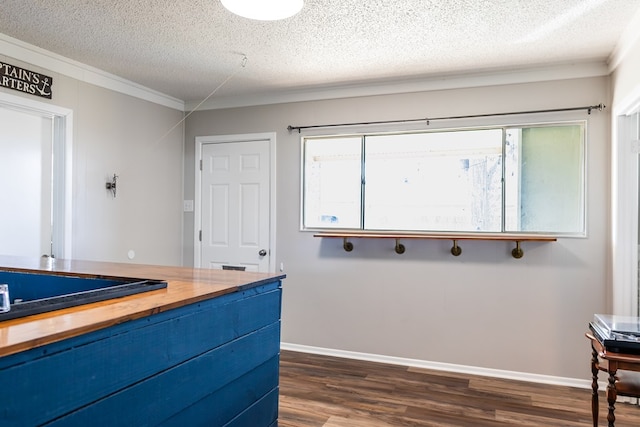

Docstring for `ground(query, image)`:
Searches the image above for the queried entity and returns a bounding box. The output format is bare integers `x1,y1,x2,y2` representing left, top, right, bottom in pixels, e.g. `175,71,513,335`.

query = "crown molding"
0,33,184,111
0,31,611,114
187,61,610,111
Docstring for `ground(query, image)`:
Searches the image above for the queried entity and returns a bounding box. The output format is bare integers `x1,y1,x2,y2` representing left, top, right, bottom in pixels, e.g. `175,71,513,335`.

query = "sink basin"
0,270,167,321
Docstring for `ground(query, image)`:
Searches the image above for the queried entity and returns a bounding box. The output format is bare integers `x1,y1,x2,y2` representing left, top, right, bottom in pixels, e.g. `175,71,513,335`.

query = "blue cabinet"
0,280,282,427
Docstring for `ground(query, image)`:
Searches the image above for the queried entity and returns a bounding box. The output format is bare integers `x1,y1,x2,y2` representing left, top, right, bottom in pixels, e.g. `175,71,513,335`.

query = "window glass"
303,136,362,229
364,130,503,231
504,125,584,233
301,122,585,235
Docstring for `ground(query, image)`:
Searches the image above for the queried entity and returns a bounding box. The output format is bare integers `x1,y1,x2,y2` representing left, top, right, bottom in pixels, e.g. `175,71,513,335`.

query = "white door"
199,139,271,272
0,106,53,257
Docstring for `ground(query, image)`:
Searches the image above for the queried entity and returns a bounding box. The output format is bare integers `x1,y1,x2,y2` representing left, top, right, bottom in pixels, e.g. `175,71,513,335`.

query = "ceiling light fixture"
221,0,303,21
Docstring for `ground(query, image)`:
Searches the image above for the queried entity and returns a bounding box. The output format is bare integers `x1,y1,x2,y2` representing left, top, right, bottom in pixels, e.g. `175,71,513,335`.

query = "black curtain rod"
287,103,606,133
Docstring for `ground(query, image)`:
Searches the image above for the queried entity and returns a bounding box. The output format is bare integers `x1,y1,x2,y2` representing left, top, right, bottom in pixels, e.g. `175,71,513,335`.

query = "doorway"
0,91,73,259
194,133,276,272
613,101,640,317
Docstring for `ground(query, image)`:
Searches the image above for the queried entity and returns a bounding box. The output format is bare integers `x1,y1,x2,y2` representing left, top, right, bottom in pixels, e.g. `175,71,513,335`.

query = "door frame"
612,86,640,316
0,91,73,259
194,132,277,272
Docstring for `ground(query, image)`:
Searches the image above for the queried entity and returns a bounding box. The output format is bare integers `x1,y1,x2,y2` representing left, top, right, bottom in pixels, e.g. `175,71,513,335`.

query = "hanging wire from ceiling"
109,54,248,198
152,54,248,146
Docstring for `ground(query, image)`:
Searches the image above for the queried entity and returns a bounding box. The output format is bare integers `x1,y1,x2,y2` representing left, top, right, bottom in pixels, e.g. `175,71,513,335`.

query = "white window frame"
301,120,587,236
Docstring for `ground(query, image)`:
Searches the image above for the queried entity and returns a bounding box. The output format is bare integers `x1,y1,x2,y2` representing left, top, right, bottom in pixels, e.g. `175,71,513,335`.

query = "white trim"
616,84,640,117
280,342,593,389
54,113,74,260
0,89,69,117
194,132,277,272
194,140,202,268
0,33,184,111
0,91,73,259
187,61,610,111
612,87,640,316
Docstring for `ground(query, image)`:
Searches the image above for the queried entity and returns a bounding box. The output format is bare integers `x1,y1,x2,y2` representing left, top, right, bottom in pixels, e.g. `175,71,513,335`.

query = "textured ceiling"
1,0,639,105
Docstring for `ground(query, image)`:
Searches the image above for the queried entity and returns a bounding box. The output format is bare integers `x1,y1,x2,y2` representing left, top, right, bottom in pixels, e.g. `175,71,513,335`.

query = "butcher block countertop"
0,256,285,358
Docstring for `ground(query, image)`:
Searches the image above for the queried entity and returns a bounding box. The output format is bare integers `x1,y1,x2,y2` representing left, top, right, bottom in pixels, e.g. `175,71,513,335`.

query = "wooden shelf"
313,231,557,258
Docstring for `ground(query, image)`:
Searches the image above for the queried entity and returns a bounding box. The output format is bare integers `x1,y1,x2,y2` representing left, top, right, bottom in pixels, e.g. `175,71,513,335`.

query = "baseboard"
281,342,597,390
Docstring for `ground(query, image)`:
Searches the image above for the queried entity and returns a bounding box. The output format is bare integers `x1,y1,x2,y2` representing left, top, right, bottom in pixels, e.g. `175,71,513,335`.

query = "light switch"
183,200,194,212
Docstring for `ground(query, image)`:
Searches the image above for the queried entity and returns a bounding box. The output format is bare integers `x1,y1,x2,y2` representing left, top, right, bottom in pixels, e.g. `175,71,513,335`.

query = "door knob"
259,249,267,257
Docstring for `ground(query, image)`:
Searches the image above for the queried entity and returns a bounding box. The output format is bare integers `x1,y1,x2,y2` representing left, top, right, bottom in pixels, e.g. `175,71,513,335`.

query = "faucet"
0,284,10,313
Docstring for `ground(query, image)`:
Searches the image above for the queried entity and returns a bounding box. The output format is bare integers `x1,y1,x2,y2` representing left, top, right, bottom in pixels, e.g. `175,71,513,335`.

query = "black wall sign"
0,61,52,99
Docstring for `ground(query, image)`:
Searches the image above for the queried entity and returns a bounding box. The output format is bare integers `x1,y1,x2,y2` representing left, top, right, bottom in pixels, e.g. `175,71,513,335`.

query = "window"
302,122,585,235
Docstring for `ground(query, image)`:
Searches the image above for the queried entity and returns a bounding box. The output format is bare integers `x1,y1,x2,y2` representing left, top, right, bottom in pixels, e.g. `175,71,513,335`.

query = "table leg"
607,370,617,427
591,345,599,427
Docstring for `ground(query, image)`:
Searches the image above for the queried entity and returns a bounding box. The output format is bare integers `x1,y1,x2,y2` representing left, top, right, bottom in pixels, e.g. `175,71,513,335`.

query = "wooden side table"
586,332,640,426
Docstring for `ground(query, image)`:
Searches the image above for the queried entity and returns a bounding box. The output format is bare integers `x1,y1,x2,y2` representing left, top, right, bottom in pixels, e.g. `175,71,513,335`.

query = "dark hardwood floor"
278,350,640,426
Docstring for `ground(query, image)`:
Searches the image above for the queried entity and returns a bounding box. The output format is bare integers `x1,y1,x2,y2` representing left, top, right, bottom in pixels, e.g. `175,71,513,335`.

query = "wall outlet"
183,200,194,212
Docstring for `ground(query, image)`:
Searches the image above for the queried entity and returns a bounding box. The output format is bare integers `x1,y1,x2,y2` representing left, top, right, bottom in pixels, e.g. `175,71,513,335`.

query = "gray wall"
185,77,609,380
0,55,185,266
5,31,639,384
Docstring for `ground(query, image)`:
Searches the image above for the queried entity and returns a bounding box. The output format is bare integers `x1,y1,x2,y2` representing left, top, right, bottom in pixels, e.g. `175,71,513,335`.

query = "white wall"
0,108,52,257
0,55,185,266
612,35,640,107
185,76,609,380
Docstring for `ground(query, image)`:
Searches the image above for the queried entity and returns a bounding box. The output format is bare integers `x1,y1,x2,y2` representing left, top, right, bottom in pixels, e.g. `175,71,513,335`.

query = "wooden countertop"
0,256,285,358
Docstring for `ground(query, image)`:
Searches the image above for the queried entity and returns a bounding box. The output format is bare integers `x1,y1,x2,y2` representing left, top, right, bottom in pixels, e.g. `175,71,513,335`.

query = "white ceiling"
1,0,640,109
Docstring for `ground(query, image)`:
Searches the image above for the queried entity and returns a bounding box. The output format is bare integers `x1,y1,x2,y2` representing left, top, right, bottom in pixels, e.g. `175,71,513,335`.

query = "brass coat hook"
512,241,524,259
451,240,462,256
